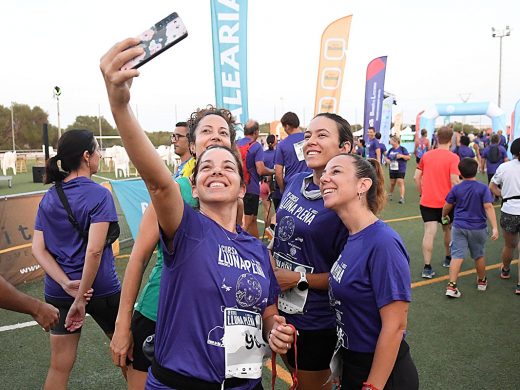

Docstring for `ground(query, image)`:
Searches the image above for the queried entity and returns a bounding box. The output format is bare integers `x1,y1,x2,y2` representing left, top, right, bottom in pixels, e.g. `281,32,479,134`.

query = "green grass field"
1,159,520,389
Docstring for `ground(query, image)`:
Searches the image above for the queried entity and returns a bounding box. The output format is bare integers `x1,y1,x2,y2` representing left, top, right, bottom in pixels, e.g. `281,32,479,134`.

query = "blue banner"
379,96,393,148
363,56,387,140
211,0,248,129
110,179,150,241
514,98,520,142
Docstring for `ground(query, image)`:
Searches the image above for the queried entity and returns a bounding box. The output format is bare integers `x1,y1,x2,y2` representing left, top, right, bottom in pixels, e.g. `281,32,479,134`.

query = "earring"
358,192,362,200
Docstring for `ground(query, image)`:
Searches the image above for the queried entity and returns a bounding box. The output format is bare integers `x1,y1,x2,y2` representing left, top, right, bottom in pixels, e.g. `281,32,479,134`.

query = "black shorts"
500,211,520,234
272,195,282,211
45,292,120,335
130,310,157,371
420,205,454,224
341,340,418,390
389,171,405,179
243,193,260,216
285,328,337,371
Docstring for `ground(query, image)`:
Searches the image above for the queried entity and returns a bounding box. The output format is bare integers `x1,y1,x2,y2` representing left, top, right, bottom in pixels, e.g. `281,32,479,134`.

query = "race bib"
274,253,313,314
293,140,305,162
390,160,399,171
223,308,264,379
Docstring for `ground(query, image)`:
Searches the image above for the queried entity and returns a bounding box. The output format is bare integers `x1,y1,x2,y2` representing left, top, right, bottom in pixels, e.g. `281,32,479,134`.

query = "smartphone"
121,12,188,70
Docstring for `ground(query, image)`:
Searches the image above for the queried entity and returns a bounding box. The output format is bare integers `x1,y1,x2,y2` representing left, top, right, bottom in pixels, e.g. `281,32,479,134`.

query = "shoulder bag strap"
55,181,87,240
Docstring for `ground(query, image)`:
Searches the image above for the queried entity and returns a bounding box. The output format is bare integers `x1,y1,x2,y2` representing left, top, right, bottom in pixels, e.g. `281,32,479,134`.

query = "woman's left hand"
65,299,87,332
268,314,295,354
273,268,299,292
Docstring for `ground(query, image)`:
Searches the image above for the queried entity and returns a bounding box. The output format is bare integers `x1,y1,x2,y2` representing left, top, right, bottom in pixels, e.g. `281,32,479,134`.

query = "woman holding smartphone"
272,112,351,390
320,153,418,390
101,38,294,390
32,129,120,390
110,106,237,390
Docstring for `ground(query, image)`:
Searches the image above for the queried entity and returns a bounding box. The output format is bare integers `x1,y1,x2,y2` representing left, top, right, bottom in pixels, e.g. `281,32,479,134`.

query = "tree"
0,103,52,150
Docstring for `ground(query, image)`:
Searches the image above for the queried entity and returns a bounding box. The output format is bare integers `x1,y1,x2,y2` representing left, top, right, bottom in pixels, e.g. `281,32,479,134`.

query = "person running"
272,112,351,390
455,135,475,160
110,107,236,389
32,129,121,390
386,135,410,204
414,126,460,278
442,158,498,298
415,128,430,163
321,153,419,390
101,38,294,389
490,138,520,294
481,134,508,183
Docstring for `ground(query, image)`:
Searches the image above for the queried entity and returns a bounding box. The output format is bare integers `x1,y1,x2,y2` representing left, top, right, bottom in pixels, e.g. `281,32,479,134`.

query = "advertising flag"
379,96,393,147
363,56,387,139
513,98,520,141
210,0,248,126
314,15,353,116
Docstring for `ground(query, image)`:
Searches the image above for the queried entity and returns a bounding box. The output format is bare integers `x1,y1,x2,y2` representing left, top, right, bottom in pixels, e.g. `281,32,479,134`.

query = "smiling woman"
271,112,353,389
100,38,294,389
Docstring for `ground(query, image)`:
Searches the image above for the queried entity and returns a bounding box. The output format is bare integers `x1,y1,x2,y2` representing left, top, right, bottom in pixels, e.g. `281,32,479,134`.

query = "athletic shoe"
446,283,461,298
421,267,436,279
442,257,451,268
515,285,520,295
477,278,488,291
500,267,511,279
398,197,405,204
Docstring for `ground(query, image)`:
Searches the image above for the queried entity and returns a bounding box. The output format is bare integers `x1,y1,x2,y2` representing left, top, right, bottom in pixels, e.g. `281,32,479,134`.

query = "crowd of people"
1,37,519,390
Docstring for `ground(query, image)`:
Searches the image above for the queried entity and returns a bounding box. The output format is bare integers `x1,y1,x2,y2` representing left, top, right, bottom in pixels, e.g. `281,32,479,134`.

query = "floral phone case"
121,12,188,70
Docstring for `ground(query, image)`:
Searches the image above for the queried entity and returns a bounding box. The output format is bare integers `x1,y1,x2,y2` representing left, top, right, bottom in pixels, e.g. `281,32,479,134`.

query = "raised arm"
100,38,183,240
111,204,160,367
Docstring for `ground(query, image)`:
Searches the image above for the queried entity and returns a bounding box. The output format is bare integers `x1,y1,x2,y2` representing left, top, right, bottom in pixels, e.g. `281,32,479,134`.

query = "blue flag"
210,0,248,129
363,56,387,140
110,179,150,241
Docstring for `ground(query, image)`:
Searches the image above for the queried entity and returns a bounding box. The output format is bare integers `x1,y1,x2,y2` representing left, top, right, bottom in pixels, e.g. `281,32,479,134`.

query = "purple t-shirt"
329,220,411,353
387,146,409,173
237,137,263,195
148,203,279,389
367,138,381,159
482,145,507,174
274,133,309,188
34,177,120,299
273,172,349,330
445,180,494,230
457,145,475,159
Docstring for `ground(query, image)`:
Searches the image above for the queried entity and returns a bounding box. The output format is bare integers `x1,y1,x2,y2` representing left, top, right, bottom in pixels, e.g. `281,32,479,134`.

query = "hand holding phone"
121,12,188,70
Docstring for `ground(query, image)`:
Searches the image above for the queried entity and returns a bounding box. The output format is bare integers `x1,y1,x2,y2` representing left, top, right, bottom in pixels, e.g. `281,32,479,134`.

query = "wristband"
362,383,380,390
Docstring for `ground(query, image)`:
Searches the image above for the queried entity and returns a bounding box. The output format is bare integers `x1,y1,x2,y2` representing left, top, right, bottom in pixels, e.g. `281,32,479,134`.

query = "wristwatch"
296,271,309,291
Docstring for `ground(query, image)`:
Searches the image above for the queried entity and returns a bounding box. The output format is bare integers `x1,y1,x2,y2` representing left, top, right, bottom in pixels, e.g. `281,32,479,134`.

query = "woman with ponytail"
32,129,121,389
320,154,419,390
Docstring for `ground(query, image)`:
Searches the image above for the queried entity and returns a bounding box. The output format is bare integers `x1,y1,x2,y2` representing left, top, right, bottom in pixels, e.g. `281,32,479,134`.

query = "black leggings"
341,340,419,390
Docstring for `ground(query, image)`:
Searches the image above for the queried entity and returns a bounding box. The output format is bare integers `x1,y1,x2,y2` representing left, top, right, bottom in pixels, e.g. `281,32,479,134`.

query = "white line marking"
0,314,91,333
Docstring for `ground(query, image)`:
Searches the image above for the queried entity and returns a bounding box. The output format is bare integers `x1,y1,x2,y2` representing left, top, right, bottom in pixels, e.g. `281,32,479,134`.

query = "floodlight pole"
492,26,511,108
10,102,15,151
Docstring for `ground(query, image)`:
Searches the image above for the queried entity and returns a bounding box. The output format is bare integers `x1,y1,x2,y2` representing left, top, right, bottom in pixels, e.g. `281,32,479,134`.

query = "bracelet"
362,382,380,390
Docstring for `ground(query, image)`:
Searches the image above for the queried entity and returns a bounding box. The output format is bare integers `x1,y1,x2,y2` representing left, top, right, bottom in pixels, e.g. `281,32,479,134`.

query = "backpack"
416,139,427,159
238,139,255,184
487,145,501,164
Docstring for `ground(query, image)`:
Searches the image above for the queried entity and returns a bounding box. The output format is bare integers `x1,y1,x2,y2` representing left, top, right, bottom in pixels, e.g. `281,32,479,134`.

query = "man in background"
172,122,194,179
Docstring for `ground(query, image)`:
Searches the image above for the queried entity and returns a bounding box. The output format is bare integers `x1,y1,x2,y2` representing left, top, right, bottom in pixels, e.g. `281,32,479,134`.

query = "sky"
1,0,519,133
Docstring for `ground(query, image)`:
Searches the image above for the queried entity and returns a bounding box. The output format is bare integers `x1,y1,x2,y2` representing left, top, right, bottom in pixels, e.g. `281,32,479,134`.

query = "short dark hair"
175,121,188,127
280,112,299,129
244,120,259,136
266,134,276,144
458,157,478,179
437,126,453,144
490,134,500,144
460,135,470,146
421,129,428,137
375,132,382,140
368,127,375,132
511,138,520,159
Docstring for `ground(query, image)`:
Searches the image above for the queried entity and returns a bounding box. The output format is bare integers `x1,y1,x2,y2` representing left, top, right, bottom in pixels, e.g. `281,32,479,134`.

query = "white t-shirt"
492,159,520,215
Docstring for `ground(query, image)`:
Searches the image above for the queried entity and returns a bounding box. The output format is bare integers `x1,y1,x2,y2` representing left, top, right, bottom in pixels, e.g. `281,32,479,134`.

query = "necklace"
199,209,239,241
